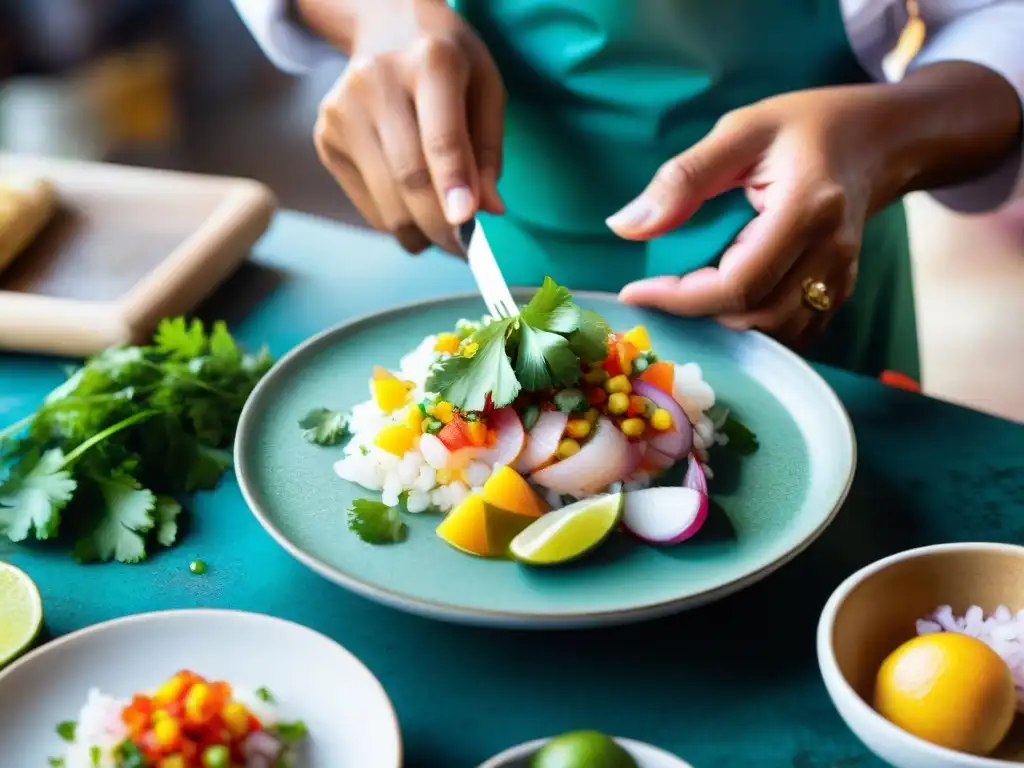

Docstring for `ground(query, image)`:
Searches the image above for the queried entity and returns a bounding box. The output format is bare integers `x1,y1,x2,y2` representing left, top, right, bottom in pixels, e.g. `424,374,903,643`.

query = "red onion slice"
530,417,632,494
513,411,568,474
632,380,693,459
682,453,709,495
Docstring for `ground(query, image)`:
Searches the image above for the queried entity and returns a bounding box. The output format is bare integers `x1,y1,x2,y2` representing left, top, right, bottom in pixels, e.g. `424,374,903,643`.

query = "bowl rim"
817,541,1024,767
477,735,695,768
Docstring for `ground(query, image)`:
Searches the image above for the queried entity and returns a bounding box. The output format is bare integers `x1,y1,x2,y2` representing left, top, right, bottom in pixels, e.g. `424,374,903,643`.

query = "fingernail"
606,197,657,231
445,186,474,224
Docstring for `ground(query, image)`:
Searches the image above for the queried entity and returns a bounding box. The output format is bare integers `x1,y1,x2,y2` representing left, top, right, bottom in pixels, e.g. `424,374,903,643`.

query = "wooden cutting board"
0,153,276,357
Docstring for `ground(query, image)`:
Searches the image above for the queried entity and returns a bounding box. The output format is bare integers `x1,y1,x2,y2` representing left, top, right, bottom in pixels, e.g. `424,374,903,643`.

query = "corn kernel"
605,375,632,395
153,675,187,706
154,716,182,749
222,701,250,737
582,367,609,385
151,709,171,724
607,392,630,415
585,408,600,424
159,756,187,768
566,419,591,439
621,418,647,438
556,439,581,459
461,342,479,358
184,683,213,724
434,333,461,354
650,408,673,431
432,401,455,424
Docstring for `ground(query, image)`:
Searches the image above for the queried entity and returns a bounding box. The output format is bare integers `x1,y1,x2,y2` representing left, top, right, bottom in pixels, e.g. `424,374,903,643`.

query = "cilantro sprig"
348,499,407,544
426,279,610,410
0,318,274,563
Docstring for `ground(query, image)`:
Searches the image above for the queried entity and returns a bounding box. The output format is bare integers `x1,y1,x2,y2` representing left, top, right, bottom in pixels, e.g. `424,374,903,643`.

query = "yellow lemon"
874,632,1017,755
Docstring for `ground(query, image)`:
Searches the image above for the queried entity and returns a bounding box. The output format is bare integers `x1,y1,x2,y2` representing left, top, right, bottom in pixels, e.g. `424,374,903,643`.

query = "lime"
0,561,42,668
531,730,638,768
509,493,622,566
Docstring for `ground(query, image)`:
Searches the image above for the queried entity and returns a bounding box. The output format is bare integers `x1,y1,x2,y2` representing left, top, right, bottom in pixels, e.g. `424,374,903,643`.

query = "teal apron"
450,0,919,380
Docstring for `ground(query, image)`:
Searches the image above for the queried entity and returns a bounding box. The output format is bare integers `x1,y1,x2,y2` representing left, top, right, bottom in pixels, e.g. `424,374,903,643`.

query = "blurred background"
1,0,1021,421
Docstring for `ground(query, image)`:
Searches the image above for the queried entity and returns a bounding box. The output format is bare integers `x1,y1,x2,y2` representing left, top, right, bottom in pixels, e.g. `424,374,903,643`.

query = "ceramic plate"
236,292,856,628
479,736,694,767
0,609,402,766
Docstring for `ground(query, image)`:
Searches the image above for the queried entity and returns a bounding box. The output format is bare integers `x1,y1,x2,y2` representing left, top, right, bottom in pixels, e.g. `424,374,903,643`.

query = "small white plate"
0,609,402,766
479,736,694,768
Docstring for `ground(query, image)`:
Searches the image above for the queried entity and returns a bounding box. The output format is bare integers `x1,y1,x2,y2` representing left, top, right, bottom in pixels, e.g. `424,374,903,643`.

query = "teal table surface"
3,211,1023,768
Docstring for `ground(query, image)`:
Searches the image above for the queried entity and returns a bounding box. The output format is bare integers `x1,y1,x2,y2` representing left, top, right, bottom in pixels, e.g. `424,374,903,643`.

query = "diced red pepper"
586,388,607,406
617,340,638,377
880,370,921,392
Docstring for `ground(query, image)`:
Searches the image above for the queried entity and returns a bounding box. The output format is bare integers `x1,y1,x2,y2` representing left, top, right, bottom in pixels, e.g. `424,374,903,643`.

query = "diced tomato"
438,416,472,450
586,387,607,406
638,361,674,394
880,370,921,392
602,343,623,376
121,706,149,737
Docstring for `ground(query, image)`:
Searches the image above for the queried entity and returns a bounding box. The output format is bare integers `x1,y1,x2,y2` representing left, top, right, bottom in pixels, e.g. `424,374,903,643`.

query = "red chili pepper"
880,370,921,392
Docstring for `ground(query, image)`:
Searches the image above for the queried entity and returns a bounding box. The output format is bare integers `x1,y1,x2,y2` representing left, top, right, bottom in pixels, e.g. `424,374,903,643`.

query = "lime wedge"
509,493,622,566
0,561,43,668
531,730,639,768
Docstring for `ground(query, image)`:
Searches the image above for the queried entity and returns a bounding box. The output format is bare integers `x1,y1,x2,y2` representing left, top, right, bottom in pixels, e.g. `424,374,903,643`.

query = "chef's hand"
610,62,1021,349
311,0,505,254
608,87,891,349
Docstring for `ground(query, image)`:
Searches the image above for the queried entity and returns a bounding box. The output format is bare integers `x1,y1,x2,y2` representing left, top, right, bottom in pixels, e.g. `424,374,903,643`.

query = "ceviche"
52,671,307,768
299,279,757,563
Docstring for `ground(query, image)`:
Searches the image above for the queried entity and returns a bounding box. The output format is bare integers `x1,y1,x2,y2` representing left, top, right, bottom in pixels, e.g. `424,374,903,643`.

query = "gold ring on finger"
801,278,832,312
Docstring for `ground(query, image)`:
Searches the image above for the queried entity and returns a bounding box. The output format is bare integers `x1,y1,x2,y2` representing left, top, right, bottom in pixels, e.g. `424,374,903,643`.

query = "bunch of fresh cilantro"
426,278,610,411
0,318,273,563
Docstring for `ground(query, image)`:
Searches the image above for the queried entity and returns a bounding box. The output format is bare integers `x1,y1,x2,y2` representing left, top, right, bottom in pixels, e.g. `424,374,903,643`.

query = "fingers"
414,39,480,225
314,115,386,232
607,112,771,240
467,52,506,214
372,87,463,251
717,240,859,348
619,194,814,316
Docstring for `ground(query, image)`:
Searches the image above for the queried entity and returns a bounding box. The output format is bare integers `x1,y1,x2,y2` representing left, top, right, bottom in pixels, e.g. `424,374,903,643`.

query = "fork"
456,218,519,320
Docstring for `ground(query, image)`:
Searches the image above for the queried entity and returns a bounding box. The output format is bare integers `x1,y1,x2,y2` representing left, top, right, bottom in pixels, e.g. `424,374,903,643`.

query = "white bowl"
0,609,402,767
817,542,1024,768
479,736,694,768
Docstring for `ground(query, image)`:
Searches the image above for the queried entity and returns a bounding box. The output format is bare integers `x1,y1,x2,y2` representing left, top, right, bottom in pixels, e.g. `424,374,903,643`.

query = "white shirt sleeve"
842,0,1024,213
231,0,343,74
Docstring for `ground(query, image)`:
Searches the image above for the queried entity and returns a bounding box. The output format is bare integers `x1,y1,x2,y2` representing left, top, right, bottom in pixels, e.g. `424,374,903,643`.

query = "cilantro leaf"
520,277,580,333
74,475,156,563
154,495,181,547
0,449,76,542
273,720,310,745
569,309,611,363
113,741,146,768
255,686,275,703
154,317,207,360
298,408,348,446
515,325,581,390
56,720,76,742
209,320,241,364
184,442,232,492
425,318,520,410
348,499,407,544
48,758,65,767
720,415,759,455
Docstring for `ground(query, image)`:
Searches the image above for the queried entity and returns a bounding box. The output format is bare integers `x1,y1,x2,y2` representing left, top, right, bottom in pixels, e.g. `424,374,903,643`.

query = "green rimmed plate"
235,292,855,629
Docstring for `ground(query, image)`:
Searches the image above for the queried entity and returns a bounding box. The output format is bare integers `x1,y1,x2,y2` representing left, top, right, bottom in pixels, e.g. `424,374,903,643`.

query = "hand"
312,0,506,254
608,87,898,348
